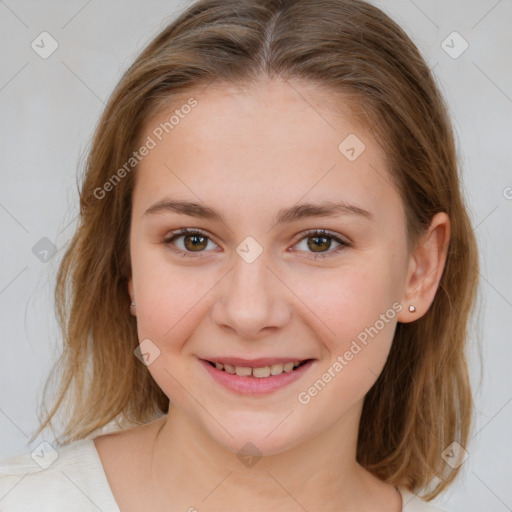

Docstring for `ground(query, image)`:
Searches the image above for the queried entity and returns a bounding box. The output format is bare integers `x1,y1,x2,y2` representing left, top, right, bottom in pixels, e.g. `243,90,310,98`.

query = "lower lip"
199,359,315,395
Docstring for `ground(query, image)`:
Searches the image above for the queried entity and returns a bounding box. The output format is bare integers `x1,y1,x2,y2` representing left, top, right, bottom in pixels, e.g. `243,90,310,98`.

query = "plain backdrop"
0,1,511,511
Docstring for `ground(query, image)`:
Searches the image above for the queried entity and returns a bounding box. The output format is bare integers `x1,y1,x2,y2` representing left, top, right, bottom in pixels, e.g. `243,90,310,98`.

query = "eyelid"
289,229,351,259
162,227,219,258
294,228,351,247
162,227,351,259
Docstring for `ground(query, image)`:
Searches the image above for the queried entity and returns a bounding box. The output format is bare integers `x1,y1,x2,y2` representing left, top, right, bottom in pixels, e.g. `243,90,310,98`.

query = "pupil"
185,235,207,251
308,236,330,252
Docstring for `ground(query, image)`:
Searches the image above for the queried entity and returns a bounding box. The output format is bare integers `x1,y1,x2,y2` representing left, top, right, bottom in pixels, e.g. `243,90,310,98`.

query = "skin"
94,77,450,511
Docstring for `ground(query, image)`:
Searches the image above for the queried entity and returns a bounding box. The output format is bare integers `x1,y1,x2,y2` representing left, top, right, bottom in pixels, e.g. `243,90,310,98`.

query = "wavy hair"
31,0,479,500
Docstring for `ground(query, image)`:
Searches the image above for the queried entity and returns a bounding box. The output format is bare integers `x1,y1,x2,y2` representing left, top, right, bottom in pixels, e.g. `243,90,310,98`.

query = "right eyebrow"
143,198,374,224
144,199,223,222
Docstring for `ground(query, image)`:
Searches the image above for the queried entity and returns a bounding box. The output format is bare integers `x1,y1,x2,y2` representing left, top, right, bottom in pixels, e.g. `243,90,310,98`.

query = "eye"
162,228,351,259
163,228,218,258
292,229,351,259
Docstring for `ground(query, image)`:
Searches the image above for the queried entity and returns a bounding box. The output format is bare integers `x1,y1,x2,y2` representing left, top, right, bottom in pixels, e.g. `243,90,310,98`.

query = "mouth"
199,356,316,395
202,359,312,378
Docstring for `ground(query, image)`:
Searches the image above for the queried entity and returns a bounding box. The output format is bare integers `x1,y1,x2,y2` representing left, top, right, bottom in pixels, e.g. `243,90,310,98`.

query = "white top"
0,439,449,511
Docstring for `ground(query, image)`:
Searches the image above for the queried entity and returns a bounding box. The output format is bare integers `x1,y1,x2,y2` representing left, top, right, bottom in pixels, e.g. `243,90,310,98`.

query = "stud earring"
130,302,136,307
408,305,416,313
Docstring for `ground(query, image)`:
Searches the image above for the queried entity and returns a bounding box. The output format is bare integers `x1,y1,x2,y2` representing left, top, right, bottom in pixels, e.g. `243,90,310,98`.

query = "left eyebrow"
143,199,374,223
274,200,374,223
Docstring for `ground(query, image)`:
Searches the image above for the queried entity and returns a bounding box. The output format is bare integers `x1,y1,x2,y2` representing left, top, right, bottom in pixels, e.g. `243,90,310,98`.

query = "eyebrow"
144,198,374,224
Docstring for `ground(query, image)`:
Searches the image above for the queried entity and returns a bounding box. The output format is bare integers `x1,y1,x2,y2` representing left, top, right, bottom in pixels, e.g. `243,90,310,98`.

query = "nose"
210,250,292,339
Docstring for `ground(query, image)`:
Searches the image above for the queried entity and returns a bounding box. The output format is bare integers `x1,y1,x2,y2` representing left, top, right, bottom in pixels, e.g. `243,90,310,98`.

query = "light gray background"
0,1,511,511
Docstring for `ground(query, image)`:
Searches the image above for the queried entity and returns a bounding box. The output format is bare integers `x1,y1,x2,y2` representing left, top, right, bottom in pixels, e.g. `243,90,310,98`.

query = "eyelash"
162,228,351,260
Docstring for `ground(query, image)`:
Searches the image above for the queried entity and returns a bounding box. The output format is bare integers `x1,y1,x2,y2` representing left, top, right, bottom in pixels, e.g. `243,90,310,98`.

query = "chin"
203,417,309,459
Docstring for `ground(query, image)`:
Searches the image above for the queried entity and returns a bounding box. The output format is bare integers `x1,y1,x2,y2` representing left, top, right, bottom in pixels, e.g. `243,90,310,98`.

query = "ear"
397,212,450,323
128,275,136,316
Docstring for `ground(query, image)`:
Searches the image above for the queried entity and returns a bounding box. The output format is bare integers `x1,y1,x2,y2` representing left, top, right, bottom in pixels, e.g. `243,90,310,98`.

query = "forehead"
143,78,370,152
133,78,400,225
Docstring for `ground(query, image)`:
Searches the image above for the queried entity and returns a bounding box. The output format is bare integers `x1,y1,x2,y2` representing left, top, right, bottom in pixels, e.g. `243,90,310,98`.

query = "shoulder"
398,486,451,512
0,438,119,512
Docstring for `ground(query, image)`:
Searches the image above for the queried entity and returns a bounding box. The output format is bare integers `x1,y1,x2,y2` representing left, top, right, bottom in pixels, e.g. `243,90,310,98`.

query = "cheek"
289,258,401,380
294,261,397,334
292,267,401,414
131,245,217,352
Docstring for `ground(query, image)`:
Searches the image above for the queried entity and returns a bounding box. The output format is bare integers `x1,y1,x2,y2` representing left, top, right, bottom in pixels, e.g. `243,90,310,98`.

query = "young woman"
0,0,479,510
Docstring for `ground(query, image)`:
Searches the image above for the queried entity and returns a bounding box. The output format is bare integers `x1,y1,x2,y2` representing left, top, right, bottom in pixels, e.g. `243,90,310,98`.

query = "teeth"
224,364,236,374
270,363,284,375
252,366,271,378
235,366,252,377
211,360,304,378
283,362,294,373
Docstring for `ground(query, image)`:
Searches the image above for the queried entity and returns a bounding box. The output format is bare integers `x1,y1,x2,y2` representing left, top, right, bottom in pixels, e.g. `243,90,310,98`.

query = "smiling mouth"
204,359,312,378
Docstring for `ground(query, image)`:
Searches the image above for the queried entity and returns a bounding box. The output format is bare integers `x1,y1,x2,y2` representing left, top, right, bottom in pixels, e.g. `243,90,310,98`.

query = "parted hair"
32,0,479,500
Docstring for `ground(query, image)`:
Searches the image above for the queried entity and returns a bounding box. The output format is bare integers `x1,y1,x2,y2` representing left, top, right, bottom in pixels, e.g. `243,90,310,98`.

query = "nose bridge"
212,243,290,337
233,245,270,298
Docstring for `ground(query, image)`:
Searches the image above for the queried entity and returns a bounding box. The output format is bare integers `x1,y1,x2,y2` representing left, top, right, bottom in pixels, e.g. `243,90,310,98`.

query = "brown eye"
307,234,332,253
182,233,208,251
163,228,350,260
294,229,350,259
163,228,217,257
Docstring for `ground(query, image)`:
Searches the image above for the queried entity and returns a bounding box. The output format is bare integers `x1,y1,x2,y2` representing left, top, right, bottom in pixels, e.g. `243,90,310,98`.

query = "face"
128,78,410,456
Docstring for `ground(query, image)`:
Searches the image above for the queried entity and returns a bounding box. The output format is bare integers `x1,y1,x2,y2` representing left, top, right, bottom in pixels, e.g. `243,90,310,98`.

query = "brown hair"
32,0,479,500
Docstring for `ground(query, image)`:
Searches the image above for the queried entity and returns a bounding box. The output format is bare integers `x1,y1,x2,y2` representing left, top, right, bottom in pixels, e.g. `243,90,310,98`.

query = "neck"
147,400,398,511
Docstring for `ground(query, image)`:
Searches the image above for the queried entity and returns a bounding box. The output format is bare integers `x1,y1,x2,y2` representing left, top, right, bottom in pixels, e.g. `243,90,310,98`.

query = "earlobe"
128,276,136,316
397,212,451,323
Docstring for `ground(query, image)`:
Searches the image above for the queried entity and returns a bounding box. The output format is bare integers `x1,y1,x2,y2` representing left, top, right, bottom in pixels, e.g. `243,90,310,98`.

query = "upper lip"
200,356,312,368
